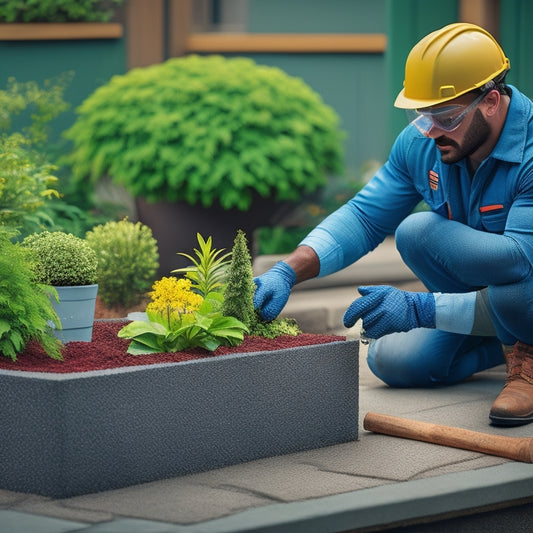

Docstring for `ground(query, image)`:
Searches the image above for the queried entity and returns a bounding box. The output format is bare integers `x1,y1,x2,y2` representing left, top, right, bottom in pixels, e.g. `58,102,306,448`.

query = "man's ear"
484,90,501,117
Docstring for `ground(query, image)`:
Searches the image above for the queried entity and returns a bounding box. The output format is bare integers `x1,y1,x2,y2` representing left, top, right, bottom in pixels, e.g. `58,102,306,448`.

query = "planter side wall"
0,340,358,498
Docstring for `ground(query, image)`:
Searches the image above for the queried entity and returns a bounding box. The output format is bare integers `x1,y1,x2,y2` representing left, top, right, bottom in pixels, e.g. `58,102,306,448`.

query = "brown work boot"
489,341,533,426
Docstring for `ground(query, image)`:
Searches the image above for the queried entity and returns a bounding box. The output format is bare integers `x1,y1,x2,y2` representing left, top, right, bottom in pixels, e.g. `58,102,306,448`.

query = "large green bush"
65,54,345,211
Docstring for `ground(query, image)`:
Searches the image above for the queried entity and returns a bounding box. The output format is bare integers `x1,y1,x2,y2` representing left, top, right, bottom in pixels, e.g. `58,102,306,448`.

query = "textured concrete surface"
1,341,358,498
2,237,533,532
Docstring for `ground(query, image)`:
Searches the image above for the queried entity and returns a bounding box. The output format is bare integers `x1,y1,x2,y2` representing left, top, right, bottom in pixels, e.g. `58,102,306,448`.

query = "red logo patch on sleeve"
428,170,439,191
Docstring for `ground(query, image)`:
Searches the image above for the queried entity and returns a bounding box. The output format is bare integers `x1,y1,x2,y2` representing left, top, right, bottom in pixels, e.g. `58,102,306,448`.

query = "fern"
0,229,62,361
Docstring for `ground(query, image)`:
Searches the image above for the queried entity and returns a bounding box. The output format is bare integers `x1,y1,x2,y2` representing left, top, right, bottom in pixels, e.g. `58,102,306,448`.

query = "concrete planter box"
0,339,358,498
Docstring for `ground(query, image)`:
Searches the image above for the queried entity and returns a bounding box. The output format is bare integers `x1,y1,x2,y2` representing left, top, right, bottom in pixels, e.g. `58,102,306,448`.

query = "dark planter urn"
136,197,293,277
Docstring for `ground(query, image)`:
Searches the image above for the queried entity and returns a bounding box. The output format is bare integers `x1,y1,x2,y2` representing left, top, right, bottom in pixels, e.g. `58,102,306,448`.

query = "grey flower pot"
0,339,358,497
51,284,98,343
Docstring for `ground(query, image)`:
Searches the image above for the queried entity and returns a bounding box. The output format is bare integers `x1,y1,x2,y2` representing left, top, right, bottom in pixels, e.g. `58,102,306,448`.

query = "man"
253,23,533,427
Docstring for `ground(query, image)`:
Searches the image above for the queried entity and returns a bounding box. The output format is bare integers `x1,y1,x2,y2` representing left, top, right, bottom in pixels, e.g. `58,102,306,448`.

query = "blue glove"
254,261,297,321
343,285,436,338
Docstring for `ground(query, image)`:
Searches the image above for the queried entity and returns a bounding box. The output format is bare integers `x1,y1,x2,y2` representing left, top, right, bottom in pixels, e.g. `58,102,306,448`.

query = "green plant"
0,227,62,361
0,75,71,146
173,233,231,298
222,229,301,338
64,54,345,211
21,231,97,286
0,134,60,233
0,76,72,237
251,316,301,339
85,218,159,308
118,276,248,354
118,230,304,354
222,230,256,329
0,0,124,22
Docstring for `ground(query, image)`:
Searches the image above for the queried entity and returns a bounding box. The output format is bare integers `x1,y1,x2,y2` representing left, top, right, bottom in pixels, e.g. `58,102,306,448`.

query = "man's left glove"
343,285,436,338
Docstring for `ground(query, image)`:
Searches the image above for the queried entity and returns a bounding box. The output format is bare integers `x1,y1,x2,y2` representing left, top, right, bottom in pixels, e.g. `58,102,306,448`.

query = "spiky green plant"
0,228,62,361
172,233,231,298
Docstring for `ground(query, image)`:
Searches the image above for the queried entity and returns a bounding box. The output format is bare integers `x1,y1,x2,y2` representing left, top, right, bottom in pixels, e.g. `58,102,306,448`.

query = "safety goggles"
407,89,490,136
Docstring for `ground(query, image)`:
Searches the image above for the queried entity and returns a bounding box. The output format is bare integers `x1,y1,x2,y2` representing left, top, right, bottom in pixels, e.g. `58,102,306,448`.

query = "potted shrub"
85,218,159,315
63,54,345,275
21,231,98,342
0,230,358,498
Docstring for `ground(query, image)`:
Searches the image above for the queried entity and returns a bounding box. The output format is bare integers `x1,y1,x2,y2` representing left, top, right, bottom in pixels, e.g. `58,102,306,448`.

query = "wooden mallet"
363,412,533,463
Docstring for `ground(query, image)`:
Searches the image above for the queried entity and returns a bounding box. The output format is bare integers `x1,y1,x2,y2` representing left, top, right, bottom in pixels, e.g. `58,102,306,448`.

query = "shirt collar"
491,85,527,164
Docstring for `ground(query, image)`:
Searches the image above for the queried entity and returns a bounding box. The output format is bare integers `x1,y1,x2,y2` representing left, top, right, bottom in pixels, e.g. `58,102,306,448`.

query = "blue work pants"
368,212,533,387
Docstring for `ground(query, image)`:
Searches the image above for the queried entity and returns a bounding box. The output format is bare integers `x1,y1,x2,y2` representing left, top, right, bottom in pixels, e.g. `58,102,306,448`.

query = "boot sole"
489,413,533,427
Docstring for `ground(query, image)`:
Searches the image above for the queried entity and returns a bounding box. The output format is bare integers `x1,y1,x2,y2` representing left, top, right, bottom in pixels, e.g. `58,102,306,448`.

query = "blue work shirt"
302,85,533,278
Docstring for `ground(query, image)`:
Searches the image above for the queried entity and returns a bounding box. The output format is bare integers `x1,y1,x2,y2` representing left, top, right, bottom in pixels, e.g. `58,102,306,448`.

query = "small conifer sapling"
223,230,301,338
222,230,256,329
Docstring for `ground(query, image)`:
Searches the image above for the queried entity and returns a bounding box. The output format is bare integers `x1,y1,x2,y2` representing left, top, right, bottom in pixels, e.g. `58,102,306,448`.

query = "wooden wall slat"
126,0,164,68
0,23,123,40
186,33,387,54
459,0,500,39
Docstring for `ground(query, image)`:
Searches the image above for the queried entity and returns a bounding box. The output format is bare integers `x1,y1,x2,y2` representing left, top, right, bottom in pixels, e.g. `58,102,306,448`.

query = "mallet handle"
363,412,533,463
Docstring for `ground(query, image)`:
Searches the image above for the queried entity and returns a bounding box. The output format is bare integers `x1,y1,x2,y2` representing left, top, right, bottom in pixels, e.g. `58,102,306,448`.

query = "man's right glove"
253,261,297,321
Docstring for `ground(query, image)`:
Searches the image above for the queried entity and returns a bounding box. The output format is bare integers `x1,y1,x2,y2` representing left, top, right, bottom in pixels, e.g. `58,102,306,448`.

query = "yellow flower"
147,276,203,317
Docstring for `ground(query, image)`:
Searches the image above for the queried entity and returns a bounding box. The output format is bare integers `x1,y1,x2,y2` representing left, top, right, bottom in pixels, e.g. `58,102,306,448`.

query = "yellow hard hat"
394,23,510,109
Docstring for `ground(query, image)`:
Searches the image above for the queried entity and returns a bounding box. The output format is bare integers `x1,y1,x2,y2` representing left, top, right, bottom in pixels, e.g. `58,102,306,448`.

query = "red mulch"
0,321,345,374
94,294,150,319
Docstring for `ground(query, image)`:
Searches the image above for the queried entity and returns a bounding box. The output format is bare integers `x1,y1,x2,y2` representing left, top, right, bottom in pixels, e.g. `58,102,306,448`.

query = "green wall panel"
248,0,386,33
245,0,389,174
386,0,458,146
500,0,533,100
